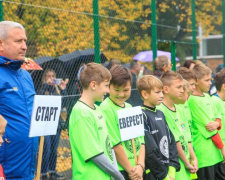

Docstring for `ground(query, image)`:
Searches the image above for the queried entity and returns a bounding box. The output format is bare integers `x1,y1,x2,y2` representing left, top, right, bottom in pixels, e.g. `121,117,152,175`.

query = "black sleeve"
36,83,49,95
144,114,168,179
167,124,181,172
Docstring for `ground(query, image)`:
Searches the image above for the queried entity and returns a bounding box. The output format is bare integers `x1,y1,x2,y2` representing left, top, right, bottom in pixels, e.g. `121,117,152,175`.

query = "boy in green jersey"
175,79,199,179
157,71,195,180
101,65,145,180
188,64,225,180
177,67,197,138
137,75,180,180
213,69,225,147
69,63,124,180
211,69,225,178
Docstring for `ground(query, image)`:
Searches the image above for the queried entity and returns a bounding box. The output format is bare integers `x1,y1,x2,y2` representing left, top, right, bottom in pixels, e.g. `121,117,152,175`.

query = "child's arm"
176,142,194,170
188,143,198,173
167,126,180,179
205,118,221,131
92,154,125,180
144,131,169,179
210,133,225,160
114,144,134,174
129,144,145,180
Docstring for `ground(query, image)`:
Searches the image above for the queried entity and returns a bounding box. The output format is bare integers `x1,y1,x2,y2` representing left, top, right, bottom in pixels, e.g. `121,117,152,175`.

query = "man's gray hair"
0,21,25,40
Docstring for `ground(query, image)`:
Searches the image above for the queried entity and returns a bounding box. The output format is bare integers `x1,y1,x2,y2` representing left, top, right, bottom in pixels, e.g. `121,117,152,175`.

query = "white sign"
29,95,62,137
117,106,144,141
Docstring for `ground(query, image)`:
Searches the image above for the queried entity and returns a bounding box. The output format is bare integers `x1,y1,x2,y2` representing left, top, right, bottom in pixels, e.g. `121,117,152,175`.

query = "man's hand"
128,165,143,180
205,121,219,131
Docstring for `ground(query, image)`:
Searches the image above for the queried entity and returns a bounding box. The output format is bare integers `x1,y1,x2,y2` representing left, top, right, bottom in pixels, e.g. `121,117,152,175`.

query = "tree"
3,0,222,63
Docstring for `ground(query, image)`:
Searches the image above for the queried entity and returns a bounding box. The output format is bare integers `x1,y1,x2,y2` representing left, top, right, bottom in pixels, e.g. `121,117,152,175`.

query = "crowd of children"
68,60,225,180
1,58,221,179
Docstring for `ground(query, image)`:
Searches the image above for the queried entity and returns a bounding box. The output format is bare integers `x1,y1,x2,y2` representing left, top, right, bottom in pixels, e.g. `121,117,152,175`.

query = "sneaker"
49,172,66,180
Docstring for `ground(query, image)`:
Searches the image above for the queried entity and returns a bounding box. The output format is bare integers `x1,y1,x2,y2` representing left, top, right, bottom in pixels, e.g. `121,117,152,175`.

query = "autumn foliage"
3,0,222,63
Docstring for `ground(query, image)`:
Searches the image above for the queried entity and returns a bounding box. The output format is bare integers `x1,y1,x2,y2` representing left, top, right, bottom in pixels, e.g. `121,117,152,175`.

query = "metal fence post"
151,0,157,70
93,0,101,63
222,0,225,67
0,0,3,21
171,42,176,71
191,0,197,60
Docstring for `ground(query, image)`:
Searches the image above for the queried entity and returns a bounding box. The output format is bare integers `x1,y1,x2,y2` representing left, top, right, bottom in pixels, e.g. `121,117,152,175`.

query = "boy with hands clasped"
137,75,180,180
101,65,145,180
157,71,195,180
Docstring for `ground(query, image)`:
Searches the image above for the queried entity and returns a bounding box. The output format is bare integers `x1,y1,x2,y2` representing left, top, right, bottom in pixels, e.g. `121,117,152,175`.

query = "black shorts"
197,162,225,180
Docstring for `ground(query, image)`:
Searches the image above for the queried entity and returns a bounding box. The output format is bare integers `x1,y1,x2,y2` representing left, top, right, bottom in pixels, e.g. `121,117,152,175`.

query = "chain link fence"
1,0,223,179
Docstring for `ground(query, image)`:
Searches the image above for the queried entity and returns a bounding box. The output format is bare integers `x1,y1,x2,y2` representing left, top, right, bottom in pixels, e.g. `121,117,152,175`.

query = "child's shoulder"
71,101,97,119
142,106,165,119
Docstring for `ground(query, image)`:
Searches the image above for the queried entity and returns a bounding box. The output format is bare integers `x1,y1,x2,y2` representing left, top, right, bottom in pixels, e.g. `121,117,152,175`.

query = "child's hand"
170,178,175,180
205,121,219,131
184,162,194,171
221,148,225,162
128,165,143,180
192,159,198,173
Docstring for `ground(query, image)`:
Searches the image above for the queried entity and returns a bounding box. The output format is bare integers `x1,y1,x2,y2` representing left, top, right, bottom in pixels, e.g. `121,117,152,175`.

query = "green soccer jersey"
157,103,190,180
101,97,144,171
211,95,225,145
178,102,192,142
69,101,113,180
188,94,223,168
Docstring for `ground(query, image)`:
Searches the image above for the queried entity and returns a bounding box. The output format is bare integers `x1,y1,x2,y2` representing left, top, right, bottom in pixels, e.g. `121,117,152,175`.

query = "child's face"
178,88,189,104
0,123,6,147
187,79,196,94
143,88,164,107
166,79,184,102
109,81,131,106
197,74,212,93
94,80,110,102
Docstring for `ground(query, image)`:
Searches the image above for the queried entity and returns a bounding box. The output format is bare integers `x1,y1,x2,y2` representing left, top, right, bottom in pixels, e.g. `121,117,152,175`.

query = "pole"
151,0,157,70
222,0,225,67
93,0,101,63
191,0,197,60
131,139,137,165
0,0,3,21
171,42,176,71
36,136,44,180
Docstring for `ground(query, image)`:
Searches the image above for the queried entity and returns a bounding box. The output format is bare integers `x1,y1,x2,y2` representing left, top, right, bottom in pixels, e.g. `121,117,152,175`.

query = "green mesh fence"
1,0,224,179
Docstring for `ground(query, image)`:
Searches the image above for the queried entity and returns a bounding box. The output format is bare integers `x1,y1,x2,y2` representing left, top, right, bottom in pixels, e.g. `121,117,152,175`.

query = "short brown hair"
137,75,163,98
160,71,183,86
154,55,169,71
192,64,211,79
80,63,111,89
177,67,197,81
215,70,225,91
110,65,132,87
183,79,189,92
183,60,196,69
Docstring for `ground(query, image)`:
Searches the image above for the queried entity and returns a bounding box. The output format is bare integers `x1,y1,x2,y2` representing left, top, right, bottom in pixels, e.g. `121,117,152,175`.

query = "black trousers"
197,162,225,180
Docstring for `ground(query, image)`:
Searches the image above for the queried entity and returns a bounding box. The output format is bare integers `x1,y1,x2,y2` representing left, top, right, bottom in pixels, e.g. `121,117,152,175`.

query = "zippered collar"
0,55,24,71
